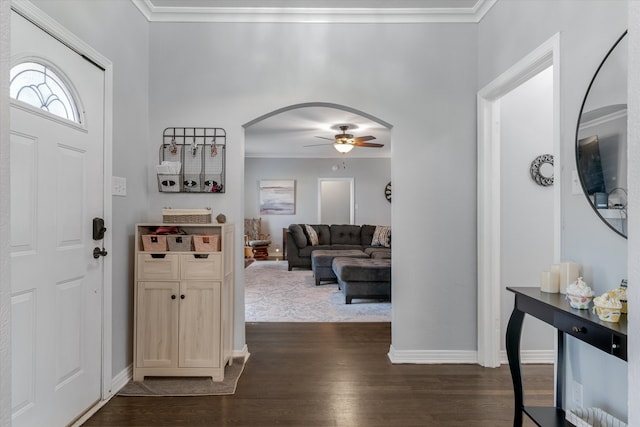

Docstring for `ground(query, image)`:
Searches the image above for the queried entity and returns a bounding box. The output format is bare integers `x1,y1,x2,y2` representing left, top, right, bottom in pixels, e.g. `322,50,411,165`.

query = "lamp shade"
333,143,354,153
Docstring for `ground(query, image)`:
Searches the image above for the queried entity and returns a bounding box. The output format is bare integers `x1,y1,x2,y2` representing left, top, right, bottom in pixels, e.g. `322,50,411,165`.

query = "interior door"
10,11,105,426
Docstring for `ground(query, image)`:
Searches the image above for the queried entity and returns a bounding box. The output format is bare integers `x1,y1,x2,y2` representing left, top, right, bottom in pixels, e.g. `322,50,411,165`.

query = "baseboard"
500,349,554,364
111,364,133,393
388,346,477,364
234,344,251,362
388,346,555,365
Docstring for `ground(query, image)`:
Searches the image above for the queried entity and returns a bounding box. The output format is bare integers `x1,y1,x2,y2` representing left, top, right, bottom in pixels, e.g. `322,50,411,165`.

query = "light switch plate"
112,176,127,196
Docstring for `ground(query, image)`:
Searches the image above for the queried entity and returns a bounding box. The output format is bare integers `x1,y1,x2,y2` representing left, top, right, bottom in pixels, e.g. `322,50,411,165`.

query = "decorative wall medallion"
530,154,554,186
385,182,391,202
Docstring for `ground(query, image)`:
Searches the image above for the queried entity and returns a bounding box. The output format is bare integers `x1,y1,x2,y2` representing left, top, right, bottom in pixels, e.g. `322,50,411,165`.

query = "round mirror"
576,31,627,238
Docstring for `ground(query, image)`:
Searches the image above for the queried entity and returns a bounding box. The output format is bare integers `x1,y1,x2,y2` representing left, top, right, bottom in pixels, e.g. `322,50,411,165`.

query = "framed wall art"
259,180,295,215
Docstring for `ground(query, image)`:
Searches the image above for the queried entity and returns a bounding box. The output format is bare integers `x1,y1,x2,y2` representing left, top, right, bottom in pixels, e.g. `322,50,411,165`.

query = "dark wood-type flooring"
82,322,552,426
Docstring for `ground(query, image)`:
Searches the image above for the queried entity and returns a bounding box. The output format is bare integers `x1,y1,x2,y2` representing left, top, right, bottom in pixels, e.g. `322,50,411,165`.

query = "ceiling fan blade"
314,136,334,141
353,141,384,148
353,135,376,142
304,143,333,147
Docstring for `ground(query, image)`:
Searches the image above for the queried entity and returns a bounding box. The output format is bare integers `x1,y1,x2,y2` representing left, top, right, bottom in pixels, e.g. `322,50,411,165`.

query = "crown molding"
131,0,496,23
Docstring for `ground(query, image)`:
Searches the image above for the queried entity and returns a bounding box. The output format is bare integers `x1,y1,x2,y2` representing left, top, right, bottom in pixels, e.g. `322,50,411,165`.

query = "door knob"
93,247,108,259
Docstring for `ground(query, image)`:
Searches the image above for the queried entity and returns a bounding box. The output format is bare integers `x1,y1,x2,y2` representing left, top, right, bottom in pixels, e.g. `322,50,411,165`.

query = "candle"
540,270,560,293
559,262,580,294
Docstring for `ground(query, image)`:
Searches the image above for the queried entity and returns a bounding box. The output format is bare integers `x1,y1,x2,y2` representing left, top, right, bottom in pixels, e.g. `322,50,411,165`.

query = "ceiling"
244,105,391,158
134,0,494,158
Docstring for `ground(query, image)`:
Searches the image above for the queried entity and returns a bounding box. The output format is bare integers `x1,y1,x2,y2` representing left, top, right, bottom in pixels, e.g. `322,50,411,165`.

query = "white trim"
131,0,497,23
386,347,555,365
233,345,251,363
477,33,561,368
11,0,115,402
579,108,627,130
499,350,555,365
387,346,478,364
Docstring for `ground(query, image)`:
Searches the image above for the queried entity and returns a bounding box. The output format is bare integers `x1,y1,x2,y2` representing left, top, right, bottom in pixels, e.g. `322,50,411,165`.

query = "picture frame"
259,180,295,215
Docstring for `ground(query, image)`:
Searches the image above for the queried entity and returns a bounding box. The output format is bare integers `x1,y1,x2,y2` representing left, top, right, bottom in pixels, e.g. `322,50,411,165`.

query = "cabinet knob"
180,294,186,299
572,326,586,334
171,295,176,300
612,343,620,349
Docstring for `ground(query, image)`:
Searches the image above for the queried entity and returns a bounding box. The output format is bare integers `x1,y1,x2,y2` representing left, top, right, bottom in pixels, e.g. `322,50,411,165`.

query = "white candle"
540,271,559,293
559,262,579,294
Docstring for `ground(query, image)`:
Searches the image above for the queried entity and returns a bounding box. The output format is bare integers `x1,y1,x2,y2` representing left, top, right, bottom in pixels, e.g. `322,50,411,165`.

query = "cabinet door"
136,282,180,368
179,281,221,368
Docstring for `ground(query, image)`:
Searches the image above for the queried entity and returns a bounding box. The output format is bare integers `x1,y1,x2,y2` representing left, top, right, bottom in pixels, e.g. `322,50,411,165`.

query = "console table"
506,287,627,427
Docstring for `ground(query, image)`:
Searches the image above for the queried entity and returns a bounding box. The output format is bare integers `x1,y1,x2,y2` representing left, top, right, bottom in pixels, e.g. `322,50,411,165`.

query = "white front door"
10,11,105,426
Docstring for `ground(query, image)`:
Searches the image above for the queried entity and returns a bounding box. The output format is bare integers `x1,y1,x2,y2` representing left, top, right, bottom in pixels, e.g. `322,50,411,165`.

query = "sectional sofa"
286,224,391,271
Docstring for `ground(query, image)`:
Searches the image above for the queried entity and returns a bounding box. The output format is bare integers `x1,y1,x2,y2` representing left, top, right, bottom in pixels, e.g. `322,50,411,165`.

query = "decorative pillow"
288,224,307,248
304,224,319,246
371,226,391,248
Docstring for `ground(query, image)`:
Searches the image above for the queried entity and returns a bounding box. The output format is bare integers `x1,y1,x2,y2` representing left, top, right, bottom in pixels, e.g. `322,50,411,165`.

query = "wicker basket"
193,235,221,252
162,208,212,224
167,235,192,251
141,235,168,251
567,408,627,427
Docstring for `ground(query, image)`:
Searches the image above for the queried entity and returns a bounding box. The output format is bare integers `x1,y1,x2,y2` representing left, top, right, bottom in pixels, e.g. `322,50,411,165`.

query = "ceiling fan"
307,125,384,153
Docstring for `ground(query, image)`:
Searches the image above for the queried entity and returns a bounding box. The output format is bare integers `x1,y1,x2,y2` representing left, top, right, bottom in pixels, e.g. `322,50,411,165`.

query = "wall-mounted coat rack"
158,127,226,193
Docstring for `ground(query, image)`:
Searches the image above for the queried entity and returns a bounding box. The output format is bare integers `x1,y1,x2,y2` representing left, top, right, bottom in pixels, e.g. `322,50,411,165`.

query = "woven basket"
193,235,221,252
141,235,168,251
162,208,212,224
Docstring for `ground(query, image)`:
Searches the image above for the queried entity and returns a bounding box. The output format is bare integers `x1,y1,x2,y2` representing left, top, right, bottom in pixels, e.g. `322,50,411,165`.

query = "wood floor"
82,322,552,426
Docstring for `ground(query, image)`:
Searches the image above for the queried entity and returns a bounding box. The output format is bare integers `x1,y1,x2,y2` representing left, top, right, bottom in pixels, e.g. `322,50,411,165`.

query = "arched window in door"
9,61,81,124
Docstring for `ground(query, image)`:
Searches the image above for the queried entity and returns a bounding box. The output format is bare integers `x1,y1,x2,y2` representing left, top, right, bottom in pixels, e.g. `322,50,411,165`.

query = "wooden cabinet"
133,223,234,381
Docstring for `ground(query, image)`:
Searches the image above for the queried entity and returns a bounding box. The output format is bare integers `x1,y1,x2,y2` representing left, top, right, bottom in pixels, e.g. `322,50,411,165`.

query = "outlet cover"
112,176,127,197
572,380,583,407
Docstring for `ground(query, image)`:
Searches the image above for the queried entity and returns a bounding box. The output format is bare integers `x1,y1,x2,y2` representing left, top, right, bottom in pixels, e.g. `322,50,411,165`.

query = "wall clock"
385,182,391,202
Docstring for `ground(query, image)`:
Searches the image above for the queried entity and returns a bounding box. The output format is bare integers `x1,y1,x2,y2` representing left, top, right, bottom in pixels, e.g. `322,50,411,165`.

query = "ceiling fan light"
333,142,354,153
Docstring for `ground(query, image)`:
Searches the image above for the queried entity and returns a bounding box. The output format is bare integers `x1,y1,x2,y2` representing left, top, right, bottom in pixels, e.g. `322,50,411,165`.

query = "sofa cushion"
361,224,376,246
304,224,319,245
315,225,331,245
289,224,307,248
371,226,391,247
330,224,362,245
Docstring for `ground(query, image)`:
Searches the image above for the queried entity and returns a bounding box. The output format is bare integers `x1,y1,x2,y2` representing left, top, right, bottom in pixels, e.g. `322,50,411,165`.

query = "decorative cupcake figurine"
593,292,623,323
565,277,594,310
607,280,627,314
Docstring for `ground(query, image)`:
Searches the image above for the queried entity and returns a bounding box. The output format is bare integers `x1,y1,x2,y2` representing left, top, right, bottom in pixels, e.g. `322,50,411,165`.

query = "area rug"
117,357,246,397
244,260,391,322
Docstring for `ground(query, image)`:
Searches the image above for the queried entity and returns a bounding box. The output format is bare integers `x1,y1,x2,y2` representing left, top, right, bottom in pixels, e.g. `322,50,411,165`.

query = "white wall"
147,21,479,353
479,0,629,421
29,0,150,377
500,67,555,352
245,157,391,254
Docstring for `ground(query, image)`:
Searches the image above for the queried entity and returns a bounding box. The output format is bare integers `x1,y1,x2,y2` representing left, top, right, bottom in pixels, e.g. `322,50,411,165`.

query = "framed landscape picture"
259,180,295,215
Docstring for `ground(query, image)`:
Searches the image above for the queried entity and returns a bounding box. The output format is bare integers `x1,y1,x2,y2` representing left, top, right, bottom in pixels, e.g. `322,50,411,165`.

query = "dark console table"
506,287,627,427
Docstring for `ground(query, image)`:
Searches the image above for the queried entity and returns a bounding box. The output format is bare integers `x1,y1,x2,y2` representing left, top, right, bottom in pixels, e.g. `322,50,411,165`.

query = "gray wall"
479,0,629,420
30,0,150,378
146,21,479,353
245,157,391,254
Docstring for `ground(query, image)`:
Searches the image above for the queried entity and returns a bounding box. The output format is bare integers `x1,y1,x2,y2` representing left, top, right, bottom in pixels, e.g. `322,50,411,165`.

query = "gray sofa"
286,224,391,271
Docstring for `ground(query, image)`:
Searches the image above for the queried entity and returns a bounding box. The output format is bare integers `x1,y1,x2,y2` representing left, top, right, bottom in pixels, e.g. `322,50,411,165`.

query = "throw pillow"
304,224,319,246
288,224,307,248
371,226,391,248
